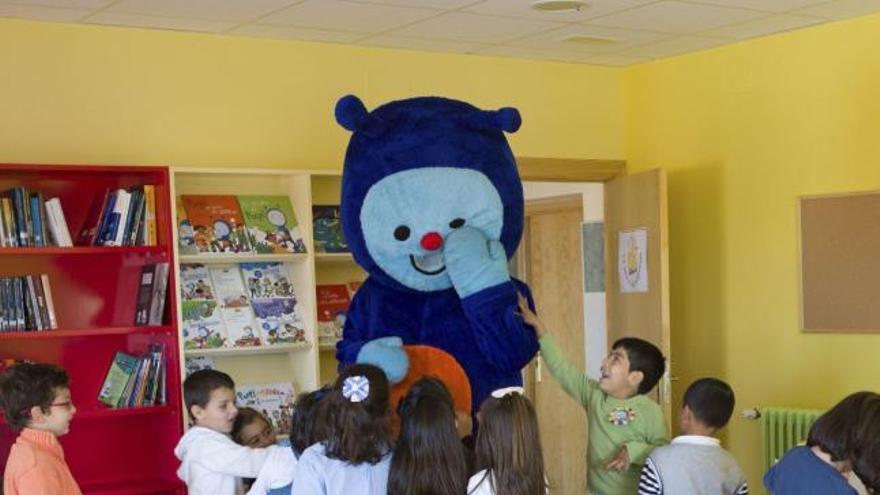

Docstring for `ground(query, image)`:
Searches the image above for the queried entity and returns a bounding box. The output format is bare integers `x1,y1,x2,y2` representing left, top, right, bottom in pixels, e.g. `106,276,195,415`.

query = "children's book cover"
209,264,250,309
252,298,307,345
180,264,216,301
176,196,197,255
236,382,296,433
222,306,261,347
181,195,252,254
240,262,296,299
316,284,350,345
312,205,349,253
181,300,227,349
184,356,215,376
238,196,307,254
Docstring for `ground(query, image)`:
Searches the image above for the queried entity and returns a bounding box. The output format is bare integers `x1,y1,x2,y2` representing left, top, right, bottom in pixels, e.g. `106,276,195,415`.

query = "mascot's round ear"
462,107,522,134
335,95,388,137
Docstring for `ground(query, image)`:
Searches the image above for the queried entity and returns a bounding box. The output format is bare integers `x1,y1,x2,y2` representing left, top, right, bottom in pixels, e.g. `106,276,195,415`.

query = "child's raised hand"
517,292,546,338
603,445,631,472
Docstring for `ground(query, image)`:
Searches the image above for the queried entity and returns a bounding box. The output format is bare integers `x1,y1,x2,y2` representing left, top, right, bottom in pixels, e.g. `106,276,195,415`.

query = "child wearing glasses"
0,362,81,495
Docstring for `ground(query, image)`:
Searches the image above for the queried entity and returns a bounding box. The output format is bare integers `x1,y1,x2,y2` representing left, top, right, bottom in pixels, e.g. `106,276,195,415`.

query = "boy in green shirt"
518,294,668,495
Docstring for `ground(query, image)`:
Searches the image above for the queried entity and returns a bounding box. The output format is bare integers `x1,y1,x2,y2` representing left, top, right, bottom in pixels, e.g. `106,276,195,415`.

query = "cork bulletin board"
799,190,880,333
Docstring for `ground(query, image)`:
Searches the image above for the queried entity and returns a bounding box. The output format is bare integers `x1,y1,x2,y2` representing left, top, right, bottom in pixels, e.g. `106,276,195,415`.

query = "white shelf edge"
184,342,312,357
179,253,310,264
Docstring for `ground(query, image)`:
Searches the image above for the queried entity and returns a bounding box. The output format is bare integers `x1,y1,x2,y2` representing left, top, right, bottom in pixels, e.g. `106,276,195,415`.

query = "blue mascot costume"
334,94,539,419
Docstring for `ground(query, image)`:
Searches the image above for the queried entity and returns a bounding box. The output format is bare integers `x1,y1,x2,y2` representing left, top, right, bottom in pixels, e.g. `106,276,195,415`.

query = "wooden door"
604,169,672,420
520,194,588,495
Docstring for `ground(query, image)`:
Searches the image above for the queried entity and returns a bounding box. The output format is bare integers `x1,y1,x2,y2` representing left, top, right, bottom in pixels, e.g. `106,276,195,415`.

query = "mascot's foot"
356,336,409,384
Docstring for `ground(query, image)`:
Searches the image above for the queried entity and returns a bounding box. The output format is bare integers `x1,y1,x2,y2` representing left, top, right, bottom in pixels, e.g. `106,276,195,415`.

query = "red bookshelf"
0,164,185,494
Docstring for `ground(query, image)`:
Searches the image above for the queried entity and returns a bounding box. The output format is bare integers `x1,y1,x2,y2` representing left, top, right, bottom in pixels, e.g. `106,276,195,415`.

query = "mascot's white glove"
444,226,510,299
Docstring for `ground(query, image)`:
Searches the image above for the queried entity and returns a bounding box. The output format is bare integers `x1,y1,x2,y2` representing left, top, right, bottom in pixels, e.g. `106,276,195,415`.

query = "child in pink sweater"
0,362,81,495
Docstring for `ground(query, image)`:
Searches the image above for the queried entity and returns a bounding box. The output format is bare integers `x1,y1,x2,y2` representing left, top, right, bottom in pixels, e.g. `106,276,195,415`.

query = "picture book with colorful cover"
181,300,226,349
176,196,197,255
181,195,252,254
235,382,296,433
98,352,140,407
184,356,214,377
222,306,261,347
209,264,249,309
316,284,351,345
240,262,296,299
238,195,306,254
251,298,307,345
312,204,349,253
180,264,216,301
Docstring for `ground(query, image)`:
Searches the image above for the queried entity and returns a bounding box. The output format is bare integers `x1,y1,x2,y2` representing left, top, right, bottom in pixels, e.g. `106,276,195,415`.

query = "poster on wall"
618,228,648,293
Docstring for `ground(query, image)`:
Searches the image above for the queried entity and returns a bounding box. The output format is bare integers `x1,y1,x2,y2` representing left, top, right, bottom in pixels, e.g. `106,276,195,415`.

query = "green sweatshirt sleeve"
539,335,599,408
624,404,668,466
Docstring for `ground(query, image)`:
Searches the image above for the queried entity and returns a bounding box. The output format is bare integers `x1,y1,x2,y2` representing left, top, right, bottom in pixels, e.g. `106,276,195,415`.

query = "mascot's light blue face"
361,167,503,292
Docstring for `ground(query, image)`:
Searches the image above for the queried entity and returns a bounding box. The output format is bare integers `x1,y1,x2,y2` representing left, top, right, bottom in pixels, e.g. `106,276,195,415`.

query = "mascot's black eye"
394,225,411,241
449,218,466,229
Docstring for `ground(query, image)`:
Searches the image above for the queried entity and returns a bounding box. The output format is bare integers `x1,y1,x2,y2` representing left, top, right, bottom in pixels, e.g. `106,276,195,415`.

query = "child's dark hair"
683,378,735,430
322,364,390,464
232,407,270,445
851,393,880,494
0,363,70,432
612,337,665,394
183,369,234,420
389,377,468,495
290,386,330,458
808,391,880,492
473,392,546,495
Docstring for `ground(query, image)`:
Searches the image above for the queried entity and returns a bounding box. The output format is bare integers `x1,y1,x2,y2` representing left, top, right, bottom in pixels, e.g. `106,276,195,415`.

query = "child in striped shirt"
638,378,748,495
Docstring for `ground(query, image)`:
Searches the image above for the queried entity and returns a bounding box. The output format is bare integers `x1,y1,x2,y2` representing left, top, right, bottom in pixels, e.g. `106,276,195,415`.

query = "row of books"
97,342,166,409
184,357,296,433
177,195,307,255
78,186,157,247
181,262,307,350
0,188,73,248
312,205,349,253
316,282,361,346
134,262,170,327
0,275,58,332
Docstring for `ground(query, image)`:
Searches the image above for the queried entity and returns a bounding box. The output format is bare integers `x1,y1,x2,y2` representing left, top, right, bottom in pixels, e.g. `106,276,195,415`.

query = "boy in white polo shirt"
638,378,749,495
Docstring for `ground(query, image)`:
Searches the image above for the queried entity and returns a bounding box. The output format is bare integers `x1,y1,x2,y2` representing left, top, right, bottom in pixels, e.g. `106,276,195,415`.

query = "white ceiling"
1,0,878,66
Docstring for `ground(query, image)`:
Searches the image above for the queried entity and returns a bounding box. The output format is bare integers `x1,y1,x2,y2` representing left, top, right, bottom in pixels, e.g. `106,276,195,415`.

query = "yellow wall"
0,18,624,168
625,13,880,488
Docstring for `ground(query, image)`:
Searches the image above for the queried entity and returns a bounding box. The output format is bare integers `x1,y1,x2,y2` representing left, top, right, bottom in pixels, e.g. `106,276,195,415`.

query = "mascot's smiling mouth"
410,253,446,275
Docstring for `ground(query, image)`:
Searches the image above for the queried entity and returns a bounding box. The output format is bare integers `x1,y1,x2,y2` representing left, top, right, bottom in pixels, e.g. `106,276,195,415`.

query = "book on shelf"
181,195,252,254
316,284,352,346
134,263,169,327
184,356,214,376
0,187,74,248
97,342,166,408
241,262,307,345
238,195,307,254
312,204,349,253
75,186,157,247
180,263,226,350
0,274,58,332
176,196,198,255
235,382,296,434
180,262,309,350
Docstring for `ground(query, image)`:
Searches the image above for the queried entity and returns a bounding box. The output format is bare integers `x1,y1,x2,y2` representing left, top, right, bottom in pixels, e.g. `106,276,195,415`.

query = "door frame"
517,157,626,182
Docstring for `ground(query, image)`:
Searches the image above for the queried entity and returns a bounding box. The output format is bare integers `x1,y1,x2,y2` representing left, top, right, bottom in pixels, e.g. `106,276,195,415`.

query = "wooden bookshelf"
0,164,185,495
170,168,321,425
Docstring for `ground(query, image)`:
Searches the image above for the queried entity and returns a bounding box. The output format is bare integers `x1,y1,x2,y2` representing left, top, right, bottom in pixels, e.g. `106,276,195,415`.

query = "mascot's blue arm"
461,278,539,373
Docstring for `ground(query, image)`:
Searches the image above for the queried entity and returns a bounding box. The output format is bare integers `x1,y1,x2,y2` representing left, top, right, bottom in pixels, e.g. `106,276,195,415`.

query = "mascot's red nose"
420,232,443,251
